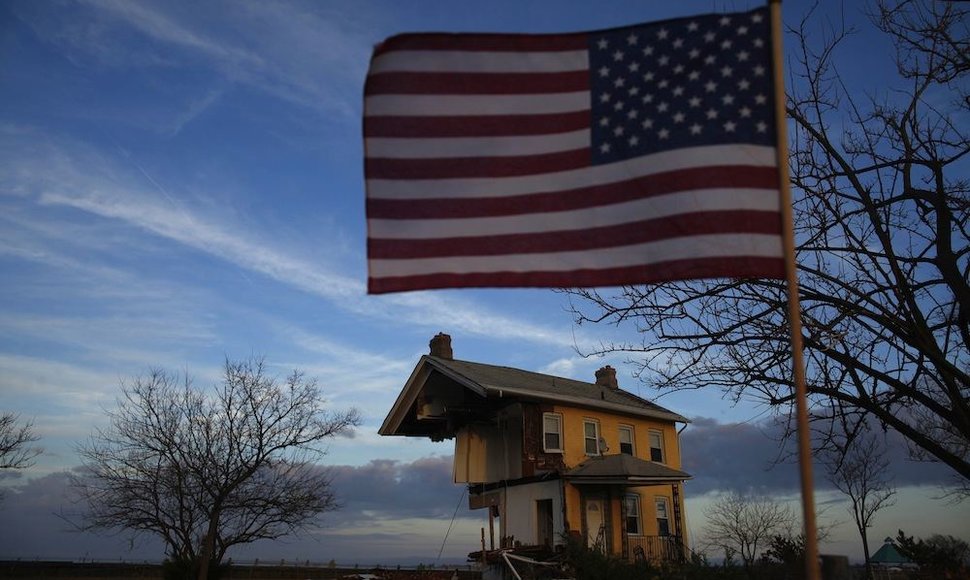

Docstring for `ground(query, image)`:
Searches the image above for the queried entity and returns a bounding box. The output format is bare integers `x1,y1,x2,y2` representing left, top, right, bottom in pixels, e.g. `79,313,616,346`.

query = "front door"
536,499,554,547
585,498,606,552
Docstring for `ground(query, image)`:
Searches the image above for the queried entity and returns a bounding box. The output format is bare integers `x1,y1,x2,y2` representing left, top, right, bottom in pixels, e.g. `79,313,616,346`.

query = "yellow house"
380,334,692,562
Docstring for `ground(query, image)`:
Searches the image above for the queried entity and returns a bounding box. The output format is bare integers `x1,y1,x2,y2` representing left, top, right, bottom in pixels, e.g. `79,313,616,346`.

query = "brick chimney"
429,333,453,360
595,365,618,389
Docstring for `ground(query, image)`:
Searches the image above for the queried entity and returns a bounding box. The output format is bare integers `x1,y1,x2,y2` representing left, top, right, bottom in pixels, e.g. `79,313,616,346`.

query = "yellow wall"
551,405,682,470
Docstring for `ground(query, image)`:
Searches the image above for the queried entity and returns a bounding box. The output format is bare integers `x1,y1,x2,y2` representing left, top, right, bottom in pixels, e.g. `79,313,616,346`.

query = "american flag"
364,7,784,294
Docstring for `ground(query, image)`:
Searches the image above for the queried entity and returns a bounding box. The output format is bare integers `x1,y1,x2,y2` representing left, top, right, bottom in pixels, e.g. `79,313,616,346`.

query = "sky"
0,0,967,567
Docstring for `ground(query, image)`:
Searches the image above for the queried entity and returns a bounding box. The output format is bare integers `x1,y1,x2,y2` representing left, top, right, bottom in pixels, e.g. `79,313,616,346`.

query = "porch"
627,534,687,563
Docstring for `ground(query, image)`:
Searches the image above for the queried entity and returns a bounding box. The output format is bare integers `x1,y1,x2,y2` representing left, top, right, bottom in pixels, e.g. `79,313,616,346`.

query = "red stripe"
373,32,587,57
364,111,590,138
365,70,589,96
366,148,590,179
368,166,779,219
369,211,781,259
368,256,786,293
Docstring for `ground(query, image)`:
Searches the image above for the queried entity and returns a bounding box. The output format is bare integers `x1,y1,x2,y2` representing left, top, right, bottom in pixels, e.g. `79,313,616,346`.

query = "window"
619,425,635,455
624,494,642,535
542,413,563,453
649,430,665,463
583,420,600,455
655,497,670,536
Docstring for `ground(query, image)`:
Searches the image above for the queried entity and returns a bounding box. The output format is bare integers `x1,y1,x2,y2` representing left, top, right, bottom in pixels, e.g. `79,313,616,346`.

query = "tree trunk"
197,515,220,580
861,531,872,580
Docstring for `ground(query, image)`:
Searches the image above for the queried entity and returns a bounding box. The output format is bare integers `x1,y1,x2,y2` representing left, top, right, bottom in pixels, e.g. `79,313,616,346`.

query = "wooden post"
768,2,821,580
488,505,496,550
481,527,487,566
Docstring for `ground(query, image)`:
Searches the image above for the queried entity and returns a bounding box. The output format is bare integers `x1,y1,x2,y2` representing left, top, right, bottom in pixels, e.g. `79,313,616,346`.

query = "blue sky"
0,0,966,566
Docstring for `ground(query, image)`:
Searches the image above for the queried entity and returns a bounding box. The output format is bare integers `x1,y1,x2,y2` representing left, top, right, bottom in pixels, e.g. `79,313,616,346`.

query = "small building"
380,333,692,563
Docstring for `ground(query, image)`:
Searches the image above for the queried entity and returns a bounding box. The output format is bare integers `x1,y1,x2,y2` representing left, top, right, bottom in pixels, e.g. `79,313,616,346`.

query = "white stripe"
366,129,591,159
365,92,589,117
367,144,777,199
369,234,783,278
369,50,588,74
368,188,779,239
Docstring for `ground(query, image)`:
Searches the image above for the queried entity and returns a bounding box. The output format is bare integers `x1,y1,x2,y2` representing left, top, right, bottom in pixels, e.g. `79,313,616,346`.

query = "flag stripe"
368,256,785,293
368,145,777,199
366,129,590,159
370,210,781,259
365,71,589,95
364,111,591,138
367,165,778,219
370,49,587,74
373,33,588,56
365,92,589,117
366,148,590,179
369,233,783,278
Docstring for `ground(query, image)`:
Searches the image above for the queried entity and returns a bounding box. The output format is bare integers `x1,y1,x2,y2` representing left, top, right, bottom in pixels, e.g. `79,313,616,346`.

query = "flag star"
704,31,716,43
643,71,655,82
657,101,669,112
643,45,654,56
738,79,751,90
627,109,638,119
600,93,611,103
673,111,685,123
628,86,640,96
737,25,749,35
739,107,752,117
658,79,669,88
706,108,718,119
672,86,685,96
721,39,733,50
754,65,766,76
613,125,624,136
689,123,703,134
687,21,699,32
704,80,717,92
720,16,732,26
721,65,734,77
674,64,685,74
627,33,639,45
704,55,717,65
613,50,624,61
673,38,684,49
752,13,764,23
628,62,640,72
597,38,609,50
598,66,610,77
628,135,640,146
658,128,670,139
722,93,735,105
688,48,700,59
600,142,611,153
688,96,702,107
754,38,764,48
756,121,768,132
599,117,610,127
737,50,750,61
657,28,669,40
724,120,737,132
688,70,701,81
658,55,670,66
614,77,626,88
614,100,624,111
642,118,654,129
755,93,767,104
642,93,654,103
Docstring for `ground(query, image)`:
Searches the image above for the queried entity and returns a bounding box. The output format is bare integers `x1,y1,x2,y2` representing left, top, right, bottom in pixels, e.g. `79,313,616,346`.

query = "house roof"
565,453,692,485
869,539,910,565
380,350,688,437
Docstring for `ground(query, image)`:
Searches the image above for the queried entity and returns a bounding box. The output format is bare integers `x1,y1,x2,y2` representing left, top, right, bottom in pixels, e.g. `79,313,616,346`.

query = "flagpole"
768,1,821,579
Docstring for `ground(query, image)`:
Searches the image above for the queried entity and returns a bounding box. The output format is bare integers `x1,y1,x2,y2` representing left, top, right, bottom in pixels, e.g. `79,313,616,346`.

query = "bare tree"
0,412,40,470
702,491,793,575
73,357,360,580
825,432,896,579
565,1,969,489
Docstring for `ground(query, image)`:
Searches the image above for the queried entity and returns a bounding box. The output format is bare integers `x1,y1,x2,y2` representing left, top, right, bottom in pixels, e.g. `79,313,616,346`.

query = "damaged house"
380,334,692,563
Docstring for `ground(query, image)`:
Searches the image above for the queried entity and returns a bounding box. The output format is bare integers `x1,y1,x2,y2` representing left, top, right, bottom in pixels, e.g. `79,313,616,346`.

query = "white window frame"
583,419,601,456
618,425,635,456
542,412,563,453
648,429,665,463
655,496,671,537
624,493,642,536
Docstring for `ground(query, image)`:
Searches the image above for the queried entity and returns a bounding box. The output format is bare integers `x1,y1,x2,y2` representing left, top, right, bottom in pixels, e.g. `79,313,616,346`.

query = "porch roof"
565,453,692,485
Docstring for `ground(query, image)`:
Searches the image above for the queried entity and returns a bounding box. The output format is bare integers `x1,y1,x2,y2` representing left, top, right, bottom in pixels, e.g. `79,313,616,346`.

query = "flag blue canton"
589,7,775,165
